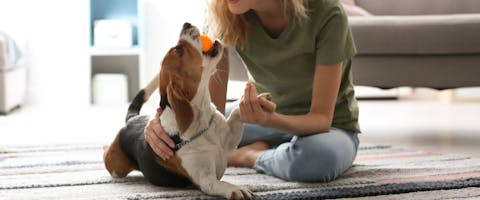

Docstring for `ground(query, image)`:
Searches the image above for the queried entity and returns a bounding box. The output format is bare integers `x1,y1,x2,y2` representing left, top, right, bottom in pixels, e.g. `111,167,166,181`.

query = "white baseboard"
354,86,400,99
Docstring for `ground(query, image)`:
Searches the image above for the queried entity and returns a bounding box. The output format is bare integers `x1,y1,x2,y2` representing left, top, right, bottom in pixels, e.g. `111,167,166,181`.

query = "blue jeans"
226,100,359,182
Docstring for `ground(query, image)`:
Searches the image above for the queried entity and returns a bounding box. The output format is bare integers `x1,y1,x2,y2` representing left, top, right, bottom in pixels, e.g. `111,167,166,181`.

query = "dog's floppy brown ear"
166,81,194,134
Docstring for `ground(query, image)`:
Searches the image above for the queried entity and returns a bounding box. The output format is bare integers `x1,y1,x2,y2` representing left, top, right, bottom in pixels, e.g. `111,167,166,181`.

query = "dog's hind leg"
103,134,137,177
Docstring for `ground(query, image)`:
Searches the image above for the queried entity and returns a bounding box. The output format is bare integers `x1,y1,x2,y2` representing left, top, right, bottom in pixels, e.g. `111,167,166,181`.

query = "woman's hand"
144,108,175,160
239,83,276,125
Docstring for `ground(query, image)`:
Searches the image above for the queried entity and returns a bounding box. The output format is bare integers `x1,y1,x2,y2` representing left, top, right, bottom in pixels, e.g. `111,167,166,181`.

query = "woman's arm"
240,62,343,136
209,49,229,114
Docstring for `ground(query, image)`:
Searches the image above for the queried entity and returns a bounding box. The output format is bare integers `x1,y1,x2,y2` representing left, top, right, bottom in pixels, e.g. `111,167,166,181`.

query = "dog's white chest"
159,107,179,136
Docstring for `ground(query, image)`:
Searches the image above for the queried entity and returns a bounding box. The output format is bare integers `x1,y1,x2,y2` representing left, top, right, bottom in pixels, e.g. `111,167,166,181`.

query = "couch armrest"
356,0,480,15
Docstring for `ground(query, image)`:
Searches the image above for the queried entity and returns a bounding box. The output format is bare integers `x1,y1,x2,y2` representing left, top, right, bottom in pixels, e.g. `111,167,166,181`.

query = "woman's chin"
228,5,250,15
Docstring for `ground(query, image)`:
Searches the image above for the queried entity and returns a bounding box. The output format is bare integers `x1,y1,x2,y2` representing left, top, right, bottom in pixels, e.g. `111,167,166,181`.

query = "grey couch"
350,0,480,89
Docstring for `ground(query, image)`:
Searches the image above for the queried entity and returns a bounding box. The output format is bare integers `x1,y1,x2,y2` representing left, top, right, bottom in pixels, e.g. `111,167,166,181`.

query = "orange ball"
200,35,213,53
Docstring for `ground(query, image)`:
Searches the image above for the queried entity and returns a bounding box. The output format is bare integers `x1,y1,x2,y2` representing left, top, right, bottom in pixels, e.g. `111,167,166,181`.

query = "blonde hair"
206,0,309,48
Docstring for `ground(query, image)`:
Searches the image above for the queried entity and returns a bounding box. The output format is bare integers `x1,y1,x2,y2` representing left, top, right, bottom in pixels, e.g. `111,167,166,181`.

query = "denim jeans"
226,100,359,182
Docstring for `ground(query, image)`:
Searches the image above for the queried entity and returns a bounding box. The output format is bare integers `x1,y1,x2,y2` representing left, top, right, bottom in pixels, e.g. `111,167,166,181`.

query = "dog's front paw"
229,107,241,120
225,186,253,200
258,92,272,101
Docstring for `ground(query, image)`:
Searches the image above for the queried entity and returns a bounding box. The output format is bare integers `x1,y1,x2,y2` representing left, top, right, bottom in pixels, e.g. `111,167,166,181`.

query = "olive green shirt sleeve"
315,4,357,66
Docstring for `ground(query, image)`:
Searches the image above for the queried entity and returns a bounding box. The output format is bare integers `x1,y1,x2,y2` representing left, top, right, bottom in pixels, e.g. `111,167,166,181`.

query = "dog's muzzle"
204,40,221,57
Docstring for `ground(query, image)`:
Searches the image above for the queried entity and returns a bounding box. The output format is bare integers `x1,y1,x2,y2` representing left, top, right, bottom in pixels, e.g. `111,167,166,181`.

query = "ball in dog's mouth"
204,40,221,57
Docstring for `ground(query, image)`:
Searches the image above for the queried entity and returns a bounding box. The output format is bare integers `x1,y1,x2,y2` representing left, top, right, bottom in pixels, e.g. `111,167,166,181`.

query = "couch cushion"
341,0,372,16
350,14,480,55
356,0,480,15
352,55,480,89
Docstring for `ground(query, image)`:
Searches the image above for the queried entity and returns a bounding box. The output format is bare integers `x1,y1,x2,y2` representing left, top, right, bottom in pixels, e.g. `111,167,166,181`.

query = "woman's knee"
285,133,355,182
287,142,343,182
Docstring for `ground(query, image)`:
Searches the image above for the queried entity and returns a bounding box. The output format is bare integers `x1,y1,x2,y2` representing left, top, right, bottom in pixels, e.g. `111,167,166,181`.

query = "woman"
145,0,360,182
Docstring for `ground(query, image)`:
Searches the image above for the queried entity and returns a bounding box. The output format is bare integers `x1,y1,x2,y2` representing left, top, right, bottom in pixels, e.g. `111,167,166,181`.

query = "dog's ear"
166,81,194,134
159,69,169,98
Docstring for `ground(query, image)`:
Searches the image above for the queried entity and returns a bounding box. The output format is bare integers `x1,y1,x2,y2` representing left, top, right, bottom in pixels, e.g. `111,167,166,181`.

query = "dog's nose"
206,40,221,57
183,22,192,29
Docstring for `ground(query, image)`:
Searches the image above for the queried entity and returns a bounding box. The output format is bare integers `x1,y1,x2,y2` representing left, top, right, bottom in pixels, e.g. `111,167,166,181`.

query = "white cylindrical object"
92,73,128,106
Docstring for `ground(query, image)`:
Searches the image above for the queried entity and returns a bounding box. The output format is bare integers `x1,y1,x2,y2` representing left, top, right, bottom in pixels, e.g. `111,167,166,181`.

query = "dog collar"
169,114,215,151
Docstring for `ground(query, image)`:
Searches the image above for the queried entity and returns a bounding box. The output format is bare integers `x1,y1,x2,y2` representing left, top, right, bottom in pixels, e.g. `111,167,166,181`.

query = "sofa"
0,32,26,114
349,0,480,89
227,0,480,91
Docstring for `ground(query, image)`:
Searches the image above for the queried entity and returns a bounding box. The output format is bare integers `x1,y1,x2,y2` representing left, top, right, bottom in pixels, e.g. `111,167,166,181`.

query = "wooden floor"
1,94,479,158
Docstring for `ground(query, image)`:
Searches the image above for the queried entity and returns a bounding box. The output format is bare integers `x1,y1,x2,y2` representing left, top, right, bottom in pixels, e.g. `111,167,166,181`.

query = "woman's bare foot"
228,141,270,168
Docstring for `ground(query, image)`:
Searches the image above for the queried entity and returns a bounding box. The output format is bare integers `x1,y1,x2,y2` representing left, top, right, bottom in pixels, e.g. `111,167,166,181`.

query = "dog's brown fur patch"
103,134,137,177
154,155,190,179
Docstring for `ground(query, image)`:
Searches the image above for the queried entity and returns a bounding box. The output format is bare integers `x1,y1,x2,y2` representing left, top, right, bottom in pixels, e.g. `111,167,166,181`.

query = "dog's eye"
175,46,184,56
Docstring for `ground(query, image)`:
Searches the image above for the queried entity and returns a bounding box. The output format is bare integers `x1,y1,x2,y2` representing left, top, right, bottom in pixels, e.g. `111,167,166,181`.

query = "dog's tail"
125,74,159,123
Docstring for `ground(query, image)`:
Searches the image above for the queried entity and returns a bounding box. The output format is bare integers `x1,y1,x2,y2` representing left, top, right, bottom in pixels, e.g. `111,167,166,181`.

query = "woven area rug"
1,144,480,199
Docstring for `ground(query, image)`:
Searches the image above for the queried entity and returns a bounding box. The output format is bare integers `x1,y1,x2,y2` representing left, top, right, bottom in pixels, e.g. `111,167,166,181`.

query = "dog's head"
159,22,224,134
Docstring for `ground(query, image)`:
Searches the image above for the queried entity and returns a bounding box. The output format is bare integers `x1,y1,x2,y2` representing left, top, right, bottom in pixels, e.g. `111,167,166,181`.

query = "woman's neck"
252,0,289,38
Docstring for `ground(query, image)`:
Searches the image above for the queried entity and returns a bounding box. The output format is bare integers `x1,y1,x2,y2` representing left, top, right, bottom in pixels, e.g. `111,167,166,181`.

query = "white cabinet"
89,0,145,104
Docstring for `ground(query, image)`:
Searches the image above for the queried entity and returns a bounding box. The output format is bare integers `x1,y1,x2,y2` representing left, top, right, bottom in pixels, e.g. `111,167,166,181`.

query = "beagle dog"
103,23,261,199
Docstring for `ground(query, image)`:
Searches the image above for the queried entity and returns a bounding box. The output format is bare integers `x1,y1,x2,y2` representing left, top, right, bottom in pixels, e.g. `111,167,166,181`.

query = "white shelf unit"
89,46,142,56
89,0,145,104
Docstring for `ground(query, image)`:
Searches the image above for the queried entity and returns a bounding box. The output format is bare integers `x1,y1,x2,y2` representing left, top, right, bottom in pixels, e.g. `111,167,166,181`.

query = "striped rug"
1,144,479,199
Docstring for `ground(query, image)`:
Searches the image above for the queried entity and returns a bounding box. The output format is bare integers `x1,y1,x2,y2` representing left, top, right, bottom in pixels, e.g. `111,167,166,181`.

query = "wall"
143,0,207,85
0,0,90,108
0,0,212,108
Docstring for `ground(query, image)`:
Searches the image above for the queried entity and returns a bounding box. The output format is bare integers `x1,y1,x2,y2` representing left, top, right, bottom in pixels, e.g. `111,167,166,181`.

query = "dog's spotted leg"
226,107,243,150
226,92,272,150
197,177,253,200
182,155,253,199
257,92,272,101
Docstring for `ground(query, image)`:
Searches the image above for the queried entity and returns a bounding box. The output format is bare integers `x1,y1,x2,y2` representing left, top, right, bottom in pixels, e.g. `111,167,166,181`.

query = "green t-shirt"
236,0,361,133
